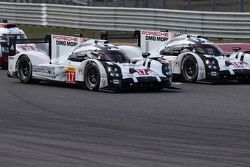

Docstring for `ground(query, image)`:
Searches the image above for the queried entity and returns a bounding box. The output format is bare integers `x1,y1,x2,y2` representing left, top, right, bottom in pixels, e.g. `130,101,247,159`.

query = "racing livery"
139,30,250,82
0,19,27,69
8,34,172,91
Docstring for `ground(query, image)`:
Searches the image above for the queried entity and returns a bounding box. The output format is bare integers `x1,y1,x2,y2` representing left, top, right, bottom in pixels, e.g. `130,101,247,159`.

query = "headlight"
107,66,120,78
107,66,112,72
205,59,210,65
205,59,217,69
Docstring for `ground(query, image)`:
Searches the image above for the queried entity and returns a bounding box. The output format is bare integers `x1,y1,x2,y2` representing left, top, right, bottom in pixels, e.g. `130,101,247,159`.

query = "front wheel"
84,62,100,91
17,55,33,84
181,55,198,82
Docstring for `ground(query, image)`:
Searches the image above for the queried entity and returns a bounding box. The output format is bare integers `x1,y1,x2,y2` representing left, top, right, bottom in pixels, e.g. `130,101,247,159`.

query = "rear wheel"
17,55,33,84
84,62,100,91
181,55,198,82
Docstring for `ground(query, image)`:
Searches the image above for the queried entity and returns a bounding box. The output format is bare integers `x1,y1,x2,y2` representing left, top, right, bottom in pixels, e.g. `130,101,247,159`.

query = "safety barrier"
0,2,250,39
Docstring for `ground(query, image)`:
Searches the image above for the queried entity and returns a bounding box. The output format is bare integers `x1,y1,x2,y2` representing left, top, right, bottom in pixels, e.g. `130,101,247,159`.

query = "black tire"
17,55,33,84
181,55,198,82
84,62,100,91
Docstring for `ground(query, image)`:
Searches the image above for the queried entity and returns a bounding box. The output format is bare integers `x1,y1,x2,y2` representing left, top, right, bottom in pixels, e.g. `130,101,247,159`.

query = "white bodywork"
8,35,171,90
0,21,27,68
0,22,27,40
140,30,250,81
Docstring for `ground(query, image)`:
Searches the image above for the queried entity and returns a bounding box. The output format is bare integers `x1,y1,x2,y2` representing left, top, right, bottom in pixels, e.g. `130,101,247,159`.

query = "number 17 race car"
8,34,172,91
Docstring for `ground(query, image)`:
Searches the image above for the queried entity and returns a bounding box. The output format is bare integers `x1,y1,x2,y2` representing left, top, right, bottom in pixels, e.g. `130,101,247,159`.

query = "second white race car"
138,30,250,82
8,35,172,91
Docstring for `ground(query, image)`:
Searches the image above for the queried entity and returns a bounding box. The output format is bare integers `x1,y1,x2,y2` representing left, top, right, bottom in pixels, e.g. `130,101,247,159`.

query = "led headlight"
205,59,210,65
205,59,217,69
107,66,120,77
107,66,112,72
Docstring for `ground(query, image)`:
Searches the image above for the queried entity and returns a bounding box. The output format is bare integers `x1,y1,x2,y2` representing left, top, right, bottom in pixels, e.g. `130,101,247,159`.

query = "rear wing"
9,34,84,59
9,36,50,56
137,30,182,53
98,30,180,52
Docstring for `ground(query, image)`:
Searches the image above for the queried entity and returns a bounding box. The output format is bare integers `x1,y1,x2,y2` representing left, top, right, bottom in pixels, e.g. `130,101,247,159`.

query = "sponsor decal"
142,31,169,42
78,69,83,75
231,62,244,68
17,44,37,51
136,69,149,75
211,71,217,76
52,35,78,42
140,30,180,52
53,35,78,47
51,35,84,59
66,66,76,84
33,66,55,75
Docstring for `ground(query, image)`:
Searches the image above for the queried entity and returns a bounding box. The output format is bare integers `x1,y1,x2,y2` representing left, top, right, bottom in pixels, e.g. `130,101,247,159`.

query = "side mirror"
160,49,170,55
131,57,143,64
142,52,150,58
68,52,87,62
171,50,180,55
91,51,99,57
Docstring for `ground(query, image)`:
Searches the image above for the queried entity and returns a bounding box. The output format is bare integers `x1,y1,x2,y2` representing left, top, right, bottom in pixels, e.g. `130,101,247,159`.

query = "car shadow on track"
195,80,250,86
10,80,183,94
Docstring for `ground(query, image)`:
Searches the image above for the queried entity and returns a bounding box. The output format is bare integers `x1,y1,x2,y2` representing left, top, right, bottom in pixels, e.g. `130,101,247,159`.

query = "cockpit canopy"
160,43,223,56
68,46,130,63
98,47,130,63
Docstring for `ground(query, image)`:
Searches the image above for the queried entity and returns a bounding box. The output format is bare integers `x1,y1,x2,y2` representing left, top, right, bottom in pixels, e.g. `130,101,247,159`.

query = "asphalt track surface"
0,69,250,167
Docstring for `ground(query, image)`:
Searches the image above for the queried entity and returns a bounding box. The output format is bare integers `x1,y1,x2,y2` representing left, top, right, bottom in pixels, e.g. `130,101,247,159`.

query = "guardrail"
0,2,250,39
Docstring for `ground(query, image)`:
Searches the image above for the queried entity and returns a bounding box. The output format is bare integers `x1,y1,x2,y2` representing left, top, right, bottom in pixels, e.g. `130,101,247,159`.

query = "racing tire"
84,62,100,91
17,55,34,84
181,55,198,82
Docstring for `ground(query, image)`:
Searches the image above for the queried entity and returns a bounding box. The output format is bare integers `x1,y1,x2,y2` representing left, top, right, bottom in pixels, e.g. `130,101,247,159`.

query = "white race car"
139,31,250,82
8,35,172,91
0,19,27,69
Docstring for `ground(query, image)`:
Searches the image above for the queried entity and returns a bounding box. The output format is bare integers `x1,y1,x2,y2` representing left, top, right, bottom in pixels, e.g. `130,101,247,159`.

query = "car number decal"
66,67,76,84
231,62,244,68
136,69,149,75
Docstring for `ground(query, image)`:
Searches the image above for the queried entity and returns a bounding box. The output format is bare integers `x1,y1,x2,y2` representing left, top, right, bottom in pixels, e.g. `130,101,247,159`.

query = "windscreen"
99,50,130,63
193,44,223,56
1,34,27,41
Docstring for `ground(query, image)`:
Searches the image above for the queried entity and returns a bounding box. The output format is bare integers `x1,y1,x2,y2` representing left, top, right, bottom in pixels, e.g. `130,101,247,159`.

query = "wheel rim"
19,60,30,79
87,67,99,86
184,59,197,78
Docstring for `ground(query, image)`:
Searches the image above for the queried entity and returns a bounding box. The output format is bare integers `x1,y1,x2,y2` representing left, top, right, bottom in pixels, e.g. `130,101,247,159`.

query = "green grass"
18,24,137,43
18,24,250,43
18,25,136,43
18,25,101,38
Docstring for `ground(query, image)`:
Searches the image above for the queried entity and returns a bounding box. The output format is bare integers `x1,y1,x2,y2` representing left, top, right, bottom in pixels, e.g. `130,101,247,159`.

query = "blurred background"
0,0,249,12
